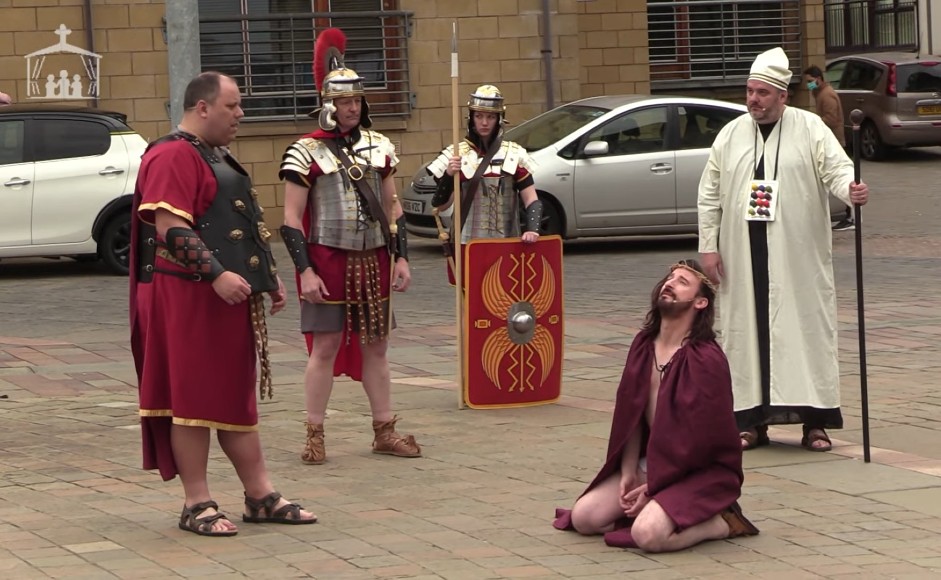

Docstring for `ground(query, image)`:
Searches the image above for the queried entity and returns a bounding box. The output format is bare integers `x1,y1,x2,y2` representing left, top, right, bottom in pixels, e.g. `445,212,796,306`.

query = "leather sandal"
178,500,237,537
302,422,325,465
372,415,421,458
801,425,832,452
721,501,760,538
243,491,317,525
740,424,770,451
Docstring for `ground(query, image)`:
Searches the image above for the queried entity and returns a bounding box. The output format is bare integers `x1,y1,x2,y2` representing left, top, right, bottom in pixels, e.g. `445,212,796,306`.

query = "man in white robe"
697,47,870,452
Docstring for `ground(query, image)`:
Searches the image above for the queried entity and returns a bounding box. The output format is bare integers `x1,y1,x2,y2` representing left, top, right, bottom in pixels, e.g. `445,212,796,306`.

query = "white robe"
698,106,854,412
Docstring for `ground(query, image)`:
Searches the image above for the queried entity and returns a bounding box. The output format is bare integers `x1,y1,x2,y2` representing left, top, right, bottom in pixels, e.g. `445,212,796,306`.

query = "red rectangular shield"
462,236,564,408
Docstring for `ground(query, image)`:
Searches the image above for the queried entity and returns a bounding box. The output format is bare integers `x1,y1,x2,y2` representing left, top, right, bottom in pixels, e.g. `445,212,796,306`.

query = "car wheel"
860,121,887,161
100,213,131,275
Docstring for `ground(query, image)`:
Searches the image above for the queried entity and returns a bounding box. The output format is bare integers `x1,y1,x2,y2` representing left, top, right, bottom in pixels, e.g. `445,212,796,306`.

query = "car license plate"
917,105,941,115
401,199,423,214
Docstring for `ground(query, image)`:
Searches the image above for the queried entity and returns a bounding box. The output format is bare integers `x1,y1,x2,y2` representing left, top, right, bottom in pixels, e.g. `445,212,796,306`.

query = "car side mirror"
583,140,609,157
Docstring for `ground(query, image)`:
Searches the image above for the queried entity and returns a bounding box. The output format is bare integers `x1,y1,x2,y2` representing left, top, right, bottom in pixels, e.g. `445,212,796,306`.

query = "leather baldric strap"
459,136,502,234
321,137,391,239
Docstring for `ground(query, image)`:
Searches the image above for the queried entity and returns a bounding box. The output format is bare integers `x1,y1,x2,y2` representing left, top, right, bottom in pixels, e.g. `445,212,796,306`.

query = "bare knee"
361,338,388,361
631,520,669,553
570,500,609,535
309,333,342,363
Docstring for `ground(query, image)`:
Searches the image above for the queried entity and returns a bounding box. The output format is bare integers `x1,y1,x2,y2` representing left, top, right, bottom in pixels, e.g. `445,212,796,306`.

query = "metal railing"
824,0,918,54
198,11,412,121
648,0,802,89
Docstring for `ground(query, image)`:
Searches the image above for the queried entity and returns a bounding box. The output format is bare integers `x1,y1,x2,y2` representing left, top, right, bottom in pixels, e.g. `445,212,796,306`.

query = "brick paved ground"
1,149,940,578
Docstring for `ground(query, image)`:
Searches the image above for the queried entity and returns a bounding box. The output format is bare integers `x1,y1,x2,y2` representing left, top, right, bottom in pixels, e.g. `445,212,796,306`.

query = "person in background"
804,65,854,231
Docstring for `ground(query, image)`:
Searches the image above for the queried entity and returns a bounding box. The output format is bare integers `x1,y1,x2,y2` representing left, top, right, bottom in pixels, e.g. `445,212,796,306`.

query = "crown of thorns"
670,261,718,293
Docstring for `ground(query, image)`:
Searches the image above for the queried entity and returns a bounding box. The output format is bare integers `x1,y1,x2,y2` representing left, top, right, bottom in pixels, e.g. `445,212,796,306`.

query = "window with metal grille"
824,0,918,54
197,0,412,121
648,0,802,89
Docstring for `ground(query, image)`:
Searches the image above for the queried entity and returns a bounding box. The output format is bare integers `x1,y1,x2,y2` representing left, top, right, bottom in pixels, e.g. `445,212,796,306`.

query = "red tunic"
553,330,744,543
130,139,258,482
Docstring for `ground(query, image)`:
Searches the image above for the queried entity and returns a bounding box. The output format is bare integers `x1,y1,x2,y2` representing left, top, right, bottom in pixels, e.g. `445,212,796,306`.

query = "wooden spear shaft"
451,22,464,409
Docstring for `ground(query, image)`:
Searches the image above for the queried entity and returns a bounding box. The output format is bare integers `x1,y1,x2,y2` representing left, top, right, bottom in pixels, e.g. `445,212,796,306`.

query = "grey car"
402,95,847,239
826,52,941,160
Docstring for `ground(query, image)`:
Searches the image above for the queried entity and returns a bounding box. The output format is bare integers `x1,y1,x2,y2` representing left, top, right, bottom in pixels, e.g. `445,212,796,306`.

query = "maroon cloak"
553,329,743,543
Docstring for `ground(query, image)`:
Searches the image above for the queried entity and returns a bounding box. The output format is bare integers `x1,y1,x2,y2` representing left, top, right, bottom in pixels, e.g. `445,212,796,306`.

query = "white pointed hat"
748,47,792,90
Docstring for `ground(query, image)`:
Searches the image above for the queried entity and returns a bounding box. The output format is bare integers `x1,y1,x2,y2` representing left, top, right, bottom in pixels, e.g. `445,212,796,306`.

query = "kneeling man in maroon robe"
553,260,759,552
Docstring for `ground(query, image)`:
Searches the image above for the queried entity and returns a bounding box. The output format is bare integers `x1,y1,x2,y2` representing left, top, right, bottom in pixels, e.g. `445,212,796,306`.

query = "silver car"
826,52,941,160
401,95,847,239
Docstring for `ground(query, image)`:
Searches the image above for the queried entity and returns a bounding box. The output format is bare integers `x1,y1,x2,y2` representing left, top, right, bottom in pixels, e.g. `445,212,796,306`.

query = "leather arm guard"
523,199,544,234
165,227,225,281
432,173,455,208
279,225,314,274
391,215,409,262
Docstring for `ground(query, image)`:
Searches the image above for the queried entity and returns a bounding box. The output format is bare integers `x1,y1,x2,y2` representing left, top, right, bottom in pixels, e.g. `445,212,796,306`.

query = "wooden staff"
388,191,398,337
850,108,871,463
451,22,464,409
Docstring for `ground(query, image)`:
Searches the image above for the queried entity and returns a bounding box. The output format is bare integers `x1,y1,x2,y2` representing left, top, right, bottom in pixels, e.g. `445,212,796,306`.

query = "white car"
402,95,848,238
0,105,147,274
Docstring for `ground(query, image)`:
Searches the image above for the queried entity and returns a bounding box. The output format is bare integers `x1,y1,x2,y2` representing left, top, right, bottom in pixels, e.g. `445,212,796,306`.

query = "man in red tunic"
278,29,420,465
553,260,759,552
130,72,316,536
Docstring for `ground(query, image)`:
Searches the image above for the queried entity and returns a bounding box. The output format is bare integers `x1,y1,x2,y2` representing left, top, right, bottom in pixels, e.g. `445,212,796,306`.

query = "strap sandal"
740,424,770,451
721,501,760,538
801,425,832,452
372,415,422,458
178,500,237,537
302,422,326,465
243,491,317,525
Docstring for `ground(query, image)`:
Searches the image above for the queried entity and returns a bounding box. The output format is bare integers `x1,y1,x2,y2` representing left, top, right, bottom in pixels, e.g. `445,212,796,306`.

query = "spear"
451,22,465,409
850,109,871,463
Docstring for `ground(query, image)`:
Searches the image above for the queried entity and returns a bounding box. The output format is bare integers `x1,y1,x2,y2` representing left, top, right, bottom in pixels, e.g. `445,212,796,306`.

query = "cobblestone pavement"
1,149,940,579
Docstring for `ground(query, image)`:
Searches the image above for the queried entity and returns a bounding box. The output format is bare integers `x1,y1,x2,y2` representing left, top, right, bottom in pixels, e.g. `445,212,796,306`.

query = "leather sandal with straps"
302,422,325,465
242,491,317,525
721,501,760,538
178,500,237,537
801,425,832,452
372,415,422,458
740,424,770,451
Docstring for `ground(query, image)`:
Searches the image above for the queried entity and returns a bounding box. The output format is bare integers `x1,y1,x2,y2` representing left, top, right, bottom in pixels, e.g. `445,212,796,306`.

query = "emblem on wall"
25,24,102,100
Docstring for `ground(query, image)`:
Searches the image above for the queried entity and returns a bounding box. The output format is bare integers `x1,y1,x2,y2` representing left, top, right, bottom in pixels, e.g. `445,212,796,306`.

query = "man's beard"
657,295,694,318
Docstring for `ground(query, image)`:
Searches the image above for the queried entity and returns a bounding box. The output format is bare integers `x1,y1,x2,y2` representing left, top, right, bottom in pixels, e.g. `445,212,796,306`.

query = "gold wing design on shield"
530,326,554,386
482,330,513,390
530,256,555,317
481,256,514,318
478,251,557,391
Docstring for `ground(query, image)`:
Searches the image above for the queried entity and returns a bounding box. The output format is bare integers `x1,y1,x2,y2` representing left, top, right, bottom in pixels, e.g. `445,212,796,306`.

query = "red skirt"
297,244,392,381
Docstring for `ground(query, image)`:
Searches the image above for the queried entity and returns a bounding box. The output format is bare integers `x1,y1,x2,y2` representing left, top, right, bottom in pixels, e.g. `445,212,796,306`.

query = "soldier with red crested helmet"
278,28,421,466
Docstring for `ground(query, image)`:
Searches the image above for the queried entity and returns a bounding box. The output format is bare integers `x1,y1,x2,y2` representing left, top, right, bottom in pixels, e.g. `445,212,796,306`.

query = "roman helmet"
466,84,507,138
312,27,372,130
